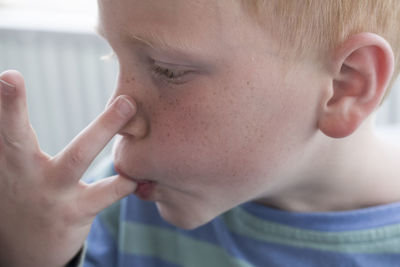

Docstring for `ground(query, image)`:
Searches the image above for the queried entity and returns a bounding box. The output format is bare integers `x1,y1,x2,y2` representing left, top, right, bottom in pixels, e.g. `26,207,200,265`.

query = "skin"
98,0,322,228
99,0,400,229
1,0,400,266
0,70,138,267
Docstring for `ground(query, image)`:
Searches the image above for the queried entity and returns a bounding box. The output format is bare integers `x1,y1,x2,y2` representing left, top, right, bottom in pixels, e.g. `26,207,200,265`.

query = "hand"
0,70,137,267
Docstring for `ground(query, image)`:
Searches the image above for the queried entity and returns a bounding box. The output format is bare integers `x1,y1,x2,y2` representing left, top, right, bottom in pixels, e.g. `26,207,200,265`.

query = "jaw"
155,199,221,229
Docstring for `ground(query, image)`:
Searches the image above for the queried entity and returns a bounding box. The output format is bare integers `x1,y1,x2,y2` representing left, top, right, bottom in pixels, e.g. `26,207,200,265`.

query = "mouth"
114,165,157,200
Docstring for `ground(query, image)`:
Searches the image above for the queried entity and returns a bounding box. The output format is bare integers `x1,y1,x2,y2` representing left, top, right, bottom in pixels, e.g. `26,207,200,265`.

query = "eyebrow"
95,24,195,55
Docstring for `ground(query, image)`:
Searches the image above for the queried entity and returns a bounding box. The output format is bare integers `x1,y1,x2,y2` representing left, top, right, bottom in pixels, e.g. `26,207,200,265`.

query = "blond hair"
241,0,400,100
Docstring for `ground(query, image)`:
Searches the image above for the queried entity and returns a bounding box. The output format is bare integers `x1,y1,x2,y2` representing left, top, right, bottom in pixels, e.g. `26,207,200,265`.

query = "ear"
318,33,394,138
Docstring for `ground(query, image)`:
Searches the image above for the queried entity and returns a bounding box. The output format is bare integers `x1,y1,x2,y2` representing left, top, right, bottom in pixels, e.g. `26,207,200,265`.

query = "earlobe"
318,33,394,138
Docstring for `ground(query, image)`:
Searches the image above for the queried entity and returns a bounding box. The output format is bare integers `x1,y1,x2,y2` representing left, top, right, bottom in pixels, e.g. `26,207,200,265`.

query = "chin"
156,202,217,230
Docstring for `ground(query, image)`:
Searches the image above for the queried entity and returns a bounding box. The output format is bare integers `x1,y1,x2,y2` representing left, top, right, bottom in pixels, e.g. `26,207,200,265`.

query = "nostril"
118,113,150,139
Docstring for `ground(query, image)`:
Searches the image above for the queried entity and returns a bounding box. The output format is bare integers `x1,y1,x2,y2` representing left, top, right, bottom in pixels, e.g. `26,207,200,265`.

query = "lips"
114,165,156,200
134,181,156,200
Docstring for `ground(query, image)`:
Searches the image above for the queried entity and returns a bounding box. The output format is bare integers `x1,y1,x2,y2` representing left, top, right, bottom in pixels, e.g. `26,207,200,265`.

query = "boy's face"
98,0,321,228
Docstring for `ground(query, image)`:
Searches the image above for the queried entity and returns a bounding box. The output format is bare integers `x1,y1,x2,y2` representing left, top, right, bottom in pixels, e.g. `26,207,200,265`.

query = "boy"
1,0,400,266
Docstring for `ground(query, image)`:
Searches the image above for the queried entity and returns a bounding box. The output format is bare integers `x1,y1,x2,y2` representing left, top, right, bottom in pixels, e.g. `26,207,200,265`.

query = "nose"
107,93,150,139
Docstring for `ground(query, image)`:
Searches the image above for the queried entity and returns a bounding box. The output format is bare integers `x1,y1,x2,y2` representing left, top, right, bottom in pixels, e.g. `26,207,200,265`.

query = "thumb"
82,175,137,217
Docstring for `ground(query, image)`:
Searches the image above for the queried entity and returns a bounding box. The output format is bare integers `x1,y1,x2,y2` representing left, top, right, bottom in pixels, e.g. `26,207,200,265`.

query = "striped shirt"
81,159,400,267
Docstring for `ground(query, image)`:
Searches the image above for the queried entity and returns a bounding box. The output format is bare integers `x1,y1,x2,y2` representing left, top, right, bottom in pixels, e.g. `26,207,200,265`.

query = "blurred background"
0,0,399,173
0,0,117,173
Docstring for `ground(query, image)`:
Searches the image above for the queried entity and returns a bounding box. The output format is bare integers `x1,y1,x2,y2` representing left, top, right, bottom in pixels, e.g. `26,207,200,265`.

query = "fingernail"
116,96,135,117
0,79,16,95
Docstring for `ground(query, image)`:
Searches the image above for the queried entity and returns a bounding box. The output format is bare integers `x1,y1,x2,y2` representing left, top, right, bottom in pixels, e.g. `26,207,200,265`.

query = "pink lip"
135,181,156,200
114,165,156,200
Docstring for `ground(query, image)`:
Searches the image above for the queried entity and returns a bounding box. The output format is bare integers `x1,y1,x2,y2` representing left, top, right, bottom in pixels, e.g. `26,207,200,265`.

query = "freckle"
167,132,170,137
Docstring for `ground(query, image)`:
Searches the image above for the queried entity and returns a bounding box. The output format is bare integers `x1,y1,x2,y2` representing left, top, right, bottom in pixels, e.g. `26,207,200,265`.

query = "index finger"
53,95,136,182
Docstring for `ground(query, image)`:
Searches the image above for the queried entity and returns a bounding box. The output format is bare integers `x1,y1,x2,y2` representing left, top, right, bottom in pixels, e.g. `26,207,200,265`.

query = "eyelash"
101,51,191,85
151,65,190,84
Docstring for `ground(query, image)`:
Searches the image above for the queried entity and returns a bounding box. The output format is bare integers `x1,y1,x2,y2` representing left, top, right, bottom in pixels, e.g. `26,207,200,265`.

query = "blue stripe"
226,230,400,267
122,195,227,244
121,196,400,266
84,216,118,267
122,195,170,228
118,253,181,267
121,196,255,264
242,201,400,231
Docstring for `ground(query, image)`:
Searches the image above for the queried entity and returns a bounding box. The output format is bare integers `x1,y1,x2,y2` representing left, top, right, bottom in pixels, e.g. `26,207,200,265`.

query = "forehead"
97,0,250,55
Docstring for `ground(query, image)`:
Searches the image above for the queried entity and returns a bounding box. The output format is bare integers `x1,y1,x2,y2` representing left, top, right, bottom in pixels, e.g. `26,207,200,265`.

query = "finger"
0,70,34,147
81,175,137,217
54,95,136,181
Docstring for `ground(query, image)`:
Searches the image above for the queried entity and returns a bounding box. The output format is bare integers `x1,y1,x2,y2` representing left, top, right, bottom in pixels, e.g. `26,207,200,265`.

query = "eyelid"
151,59,195,71
150,59,194,85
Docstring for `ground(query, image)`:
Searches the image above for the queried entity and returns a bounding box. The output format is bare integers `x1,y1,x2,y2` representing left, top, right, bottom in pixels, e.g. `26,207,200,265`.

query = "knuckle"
0,124,36,151
0,133,27,158
65,147,86,170
1,132,22,149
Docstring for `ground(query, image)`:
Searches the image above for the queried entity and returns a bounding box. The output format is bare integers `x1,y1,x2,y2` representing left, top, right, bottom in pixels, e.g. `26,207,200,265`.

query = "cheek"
150,82,288,188
150,93,235,177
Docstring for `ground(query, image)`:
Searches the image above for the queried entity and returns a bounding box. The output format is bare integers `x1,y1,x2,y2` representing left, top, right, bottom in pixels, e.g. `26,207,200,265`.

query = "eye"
150,62,193,85
153,65,184,80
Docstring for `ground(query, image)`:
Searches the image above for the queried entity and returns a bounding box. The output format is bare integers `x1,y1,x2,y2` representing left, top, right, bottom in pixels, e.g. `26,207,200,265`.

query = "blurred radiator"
0,26,400,161
0,27,117,164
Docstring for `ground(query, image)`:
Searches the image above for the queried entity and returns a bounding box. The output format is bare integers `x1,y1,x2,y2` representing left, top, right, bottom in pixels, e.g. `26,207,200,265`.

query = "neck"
257,119,400,212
